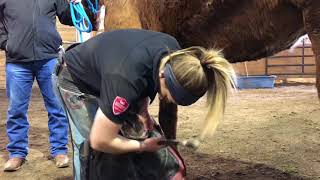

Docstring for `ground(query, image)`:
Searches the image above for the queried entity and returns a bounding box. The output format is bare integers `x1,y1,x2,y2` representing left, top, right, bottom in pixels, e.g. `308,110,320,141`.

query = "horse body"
102,0,320,138
105,1,304,59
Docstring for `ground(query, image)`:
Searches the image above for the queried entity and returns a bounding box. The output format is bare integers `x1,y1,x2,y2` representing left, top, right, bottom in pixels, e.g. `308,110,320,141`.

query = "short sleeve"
98,75,146,124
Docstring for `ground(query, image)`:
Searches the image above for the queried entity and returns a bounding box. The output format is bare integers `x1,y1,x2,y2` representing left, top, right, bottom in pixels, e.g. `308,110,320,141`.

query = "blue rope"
85,0,99,15
70,1,94,42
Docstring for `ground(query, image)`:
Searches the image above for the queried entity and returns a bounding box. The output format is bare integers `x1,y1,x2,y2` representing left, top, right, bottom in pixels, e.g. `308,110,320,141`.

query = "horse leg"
159,100,178,139
104,0,142,31
303,1,320,98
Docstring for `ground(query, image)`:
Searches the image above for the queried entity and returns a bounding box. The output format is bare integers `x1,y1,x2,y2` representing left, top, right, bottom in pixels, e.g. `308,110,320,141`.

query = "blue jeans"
6,58,68,158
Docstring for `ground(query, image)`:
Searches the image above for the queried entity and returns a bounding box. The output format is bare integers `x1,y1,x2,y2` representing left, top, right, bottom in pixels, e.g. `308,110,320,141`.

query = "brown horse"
101,0,320,139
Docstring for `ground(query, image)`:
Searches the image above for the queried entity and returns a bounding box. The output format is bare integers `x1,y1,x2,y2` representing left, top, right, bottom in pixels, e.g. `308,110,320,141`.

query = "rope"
85,0,100,15
69,0,99,42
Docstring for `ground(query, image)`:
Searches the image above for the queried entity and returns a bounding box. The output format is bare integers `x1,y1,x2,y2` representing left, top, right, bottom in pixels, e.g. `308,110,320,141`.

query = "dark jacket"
0,0,97,63
64,29,181,124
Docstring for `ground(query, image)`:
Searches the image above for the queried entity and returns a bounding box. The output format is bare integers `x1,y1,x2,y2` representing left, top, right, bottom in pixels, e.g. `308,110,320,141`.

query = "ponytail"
159,46,237,138
197,47,237,138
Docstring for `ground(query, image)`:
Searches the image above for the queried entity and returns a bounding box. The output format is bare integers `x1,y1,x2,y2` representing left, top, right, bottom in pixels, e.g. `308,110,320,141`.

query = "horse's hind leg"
159,100,178,139
303,0,320,99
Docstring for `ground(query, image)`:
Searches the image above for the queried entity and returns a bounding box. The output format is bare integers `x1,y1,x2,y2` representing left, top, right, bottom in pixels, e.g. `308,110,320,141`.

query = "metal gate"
265,40,316,77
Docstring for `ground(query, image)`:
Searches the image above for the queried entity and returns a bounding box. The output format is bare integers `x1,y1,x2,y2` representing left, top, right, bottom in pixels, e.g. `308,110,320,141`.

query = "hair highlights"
160,46,237,138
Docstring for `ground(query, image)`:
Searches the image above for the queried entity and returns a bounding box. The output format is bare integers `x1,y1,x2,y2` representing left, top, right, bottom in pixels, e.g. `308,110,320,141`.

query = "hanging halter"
70,0,99,42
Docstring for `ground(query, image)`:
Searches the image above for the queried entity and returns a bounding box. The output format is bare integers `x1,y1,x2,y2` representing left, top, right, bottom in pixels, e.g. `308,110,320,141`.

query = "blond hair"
160,46,237,138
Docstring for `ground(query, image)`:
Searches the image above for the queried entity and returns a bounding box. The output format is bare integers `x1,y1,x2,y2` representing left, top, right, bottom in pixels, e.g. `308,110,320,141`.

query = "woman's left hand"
140,137,165,152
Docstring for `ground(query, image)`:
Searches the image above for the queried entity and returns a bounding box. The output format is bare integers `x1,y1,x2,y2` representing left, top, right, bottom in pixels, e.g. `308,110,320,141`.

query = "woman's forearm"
91,133,142,154
90,108,143,154
90,108,164,154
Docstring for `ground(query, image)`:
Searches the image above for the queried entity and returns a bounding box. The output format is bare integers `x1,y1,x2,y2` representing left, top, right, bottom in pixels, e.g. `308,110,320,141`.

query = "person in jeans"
0,0,99,171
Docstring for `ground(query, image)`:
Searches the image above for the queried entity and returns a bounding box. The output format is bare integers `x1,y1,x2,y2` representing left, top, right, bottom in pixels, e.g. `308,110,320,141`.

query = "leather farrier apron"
52,49,186,180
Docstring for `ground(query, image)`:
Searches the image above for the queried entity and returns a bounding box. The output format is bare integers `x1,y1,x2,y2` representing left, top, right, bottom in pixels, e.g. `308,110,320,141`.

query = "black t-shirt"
63,29,181,124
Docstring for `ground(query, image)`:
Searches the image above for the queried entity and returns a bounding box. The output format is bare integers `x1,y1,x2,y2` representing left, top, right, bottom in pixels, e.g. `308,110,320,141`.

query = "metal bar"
302,40,305,73
268,73,315,76
267,64,315,67
240,74,316,76
267,55,314,59
292,46,312,49
265,57,268,75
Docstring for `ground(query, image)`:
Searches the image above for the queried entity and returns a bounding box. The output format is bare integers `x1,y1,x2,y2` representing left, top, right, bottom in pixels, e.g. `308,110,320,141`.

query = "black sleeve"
98,75,145,124
0,3,7,51
55,0,99,30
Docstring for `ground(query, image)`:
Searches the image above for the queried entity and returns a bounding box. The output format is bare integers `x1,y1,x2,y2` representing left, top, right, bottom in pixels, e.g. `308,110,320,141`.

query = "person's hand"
140,137,165,152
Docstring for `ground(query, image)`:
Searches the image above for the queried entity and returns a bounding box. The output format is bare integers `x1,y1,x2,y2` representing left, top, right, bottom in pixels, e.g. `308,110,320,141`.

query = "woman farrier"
53,29,236,179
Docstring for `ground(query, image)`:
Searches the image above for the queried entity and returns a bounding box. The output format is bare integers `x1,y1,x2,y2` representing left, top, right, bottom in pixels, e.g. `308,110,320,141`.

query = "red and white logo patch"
112,96,129,115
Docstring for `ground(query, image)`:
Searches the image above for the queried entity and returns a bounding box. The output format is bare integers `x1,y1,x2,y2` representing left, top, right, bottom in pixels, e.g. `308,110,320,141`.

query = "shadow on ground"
181,149,307,180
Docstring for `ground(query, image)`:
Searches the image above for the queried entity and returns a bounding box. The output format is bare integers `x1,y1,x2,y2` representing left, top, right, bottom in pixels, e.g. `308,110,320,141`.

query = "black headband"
164,63,202,106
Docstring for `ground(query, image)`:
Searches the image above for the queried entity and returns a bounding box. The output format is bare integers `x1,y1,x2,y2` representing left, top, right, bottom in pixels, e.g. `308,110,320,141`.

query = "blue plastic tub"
236,75,277,89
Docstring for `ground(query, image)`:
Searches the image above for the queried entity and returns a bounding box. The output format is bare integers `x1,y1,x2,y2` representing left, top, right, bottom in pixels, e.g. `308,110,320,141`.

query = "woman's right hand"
140,137,165,152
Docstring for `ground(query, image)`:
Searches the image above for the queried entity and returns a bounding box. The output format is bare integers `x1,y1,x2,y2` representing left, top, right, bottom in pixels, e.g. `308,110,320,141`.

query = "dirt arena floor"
0,85,319,180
